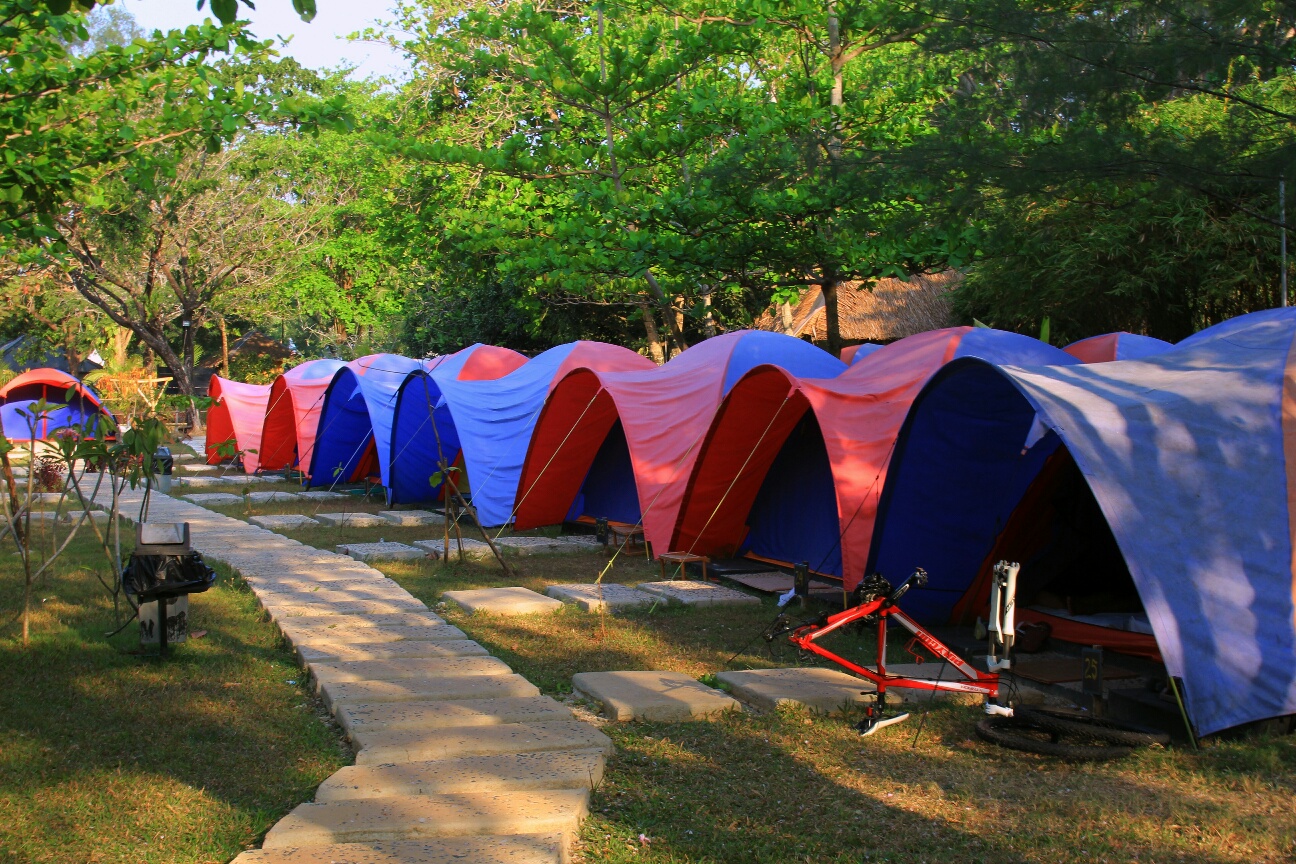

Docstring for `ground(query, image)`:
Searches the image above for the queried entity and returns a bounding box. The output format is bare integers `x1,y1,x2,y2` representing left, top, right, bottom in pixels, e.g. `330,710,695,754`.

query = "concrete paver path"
93,488,607,864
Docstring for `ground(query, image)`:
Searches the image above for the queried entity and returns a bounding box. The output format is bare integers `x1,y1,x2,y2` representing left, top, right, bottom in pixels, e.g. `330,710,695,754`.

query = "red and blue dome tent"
204,376,271,468
1064,332,1174,363
389,342,652,523
384,343,532,508
669,328,1076,589
0,368,113,441
868,309,1296,736
305,354,441,487
513,331,847,551
841,343,884,365
252,358,348,474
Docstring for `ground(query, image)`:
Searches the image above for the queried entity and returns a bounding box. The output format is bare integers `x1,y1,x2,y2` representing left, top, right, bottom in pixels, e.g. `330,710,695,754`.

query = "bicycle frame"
788,589,1001,704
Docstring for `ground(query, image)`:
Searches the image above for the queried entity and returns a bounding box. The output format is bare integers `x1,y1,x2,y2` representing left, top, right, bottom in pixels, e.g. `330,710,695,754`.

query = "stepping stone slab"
545,583,655,612
249,514,319,530
247,565,386,583
259,586,420,608
252,576,402,596
180,464,219,473
297,640,489,664
232,836,567,864
59,510,113,526
269,600,431,618
572,670,740,722
379,510,445,527
715,667,883,713
412,538,493,560
493,536,600,555
337,696,574,736
316,512,390,528
316,750,606,801
298,489,348,500
281,624,469,646
247,491,302,503
321,675,542,712
442,587,562,616
259,576,415,595
339,542,427,562
182,492,244,507
262,789,589,847
178,476,248,488
26,492,78,505
351,721,613,765
636,580,761,607
309,657,514,690
280,612,448,630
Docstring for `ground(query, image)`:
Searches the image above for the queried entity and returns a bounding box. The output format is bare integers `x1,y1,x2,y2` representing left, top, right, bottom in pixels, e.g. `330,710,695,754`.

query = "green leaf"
292,0,316,23
45,0,75,14
210,0,238,25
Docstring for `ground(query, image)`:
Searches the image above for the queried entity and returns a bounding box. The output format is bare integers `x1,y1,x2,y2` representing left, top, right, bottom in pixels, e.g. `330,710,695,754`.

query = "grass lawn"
0,530,350,864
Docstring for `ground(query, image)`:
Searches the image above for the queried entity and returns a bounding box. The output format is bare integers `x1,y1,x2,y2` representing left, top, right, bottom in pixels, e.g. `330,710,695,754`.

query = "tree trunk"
218,316,230,374
781,301,795,333
111,327,131,367
640,297,666,364
702,286,716,338
822,275,844,358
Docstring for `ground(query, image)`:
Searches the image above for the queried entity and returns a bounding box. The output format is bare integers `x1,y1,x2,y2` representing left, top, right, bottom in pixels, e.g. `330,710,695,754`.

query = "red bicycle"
771,568,1008,735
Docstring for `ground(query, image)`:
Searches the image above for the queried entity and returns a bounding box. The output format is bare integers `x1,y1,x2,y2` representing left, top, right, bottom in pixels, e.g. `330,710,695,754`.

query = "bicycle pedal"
857,711,911,736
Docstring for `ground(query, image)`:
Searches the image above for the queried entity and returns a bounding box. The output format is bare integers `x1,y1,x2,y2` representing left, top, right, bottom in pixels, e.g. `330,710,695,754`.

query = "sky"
119,0,410,80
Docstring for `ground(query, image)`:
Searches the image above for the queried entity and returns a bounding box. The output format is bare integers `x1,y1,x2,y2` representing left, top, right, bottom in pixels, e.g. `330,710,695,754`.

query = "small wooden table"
657,551,710,582
609,524,649,558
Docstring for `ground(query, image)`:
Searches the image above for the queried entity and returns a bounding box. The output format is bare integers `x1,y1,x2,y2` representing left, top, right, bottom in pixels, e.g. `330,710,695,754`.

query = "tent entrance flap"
739,411,842,577
953,448,1158,656
569,419,641,525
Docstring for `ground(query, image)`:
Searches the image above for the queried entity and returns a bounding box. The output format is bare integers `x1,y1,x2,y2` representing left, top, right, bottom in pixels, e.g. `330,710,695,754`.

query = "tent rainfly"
670,327,1076,589
253,358,347,474
0,368,113,441
205,376,271,467
1064,332,1174,363
389,341,653,523
305,354,440,487
869,308,1296,736
513,331,848,550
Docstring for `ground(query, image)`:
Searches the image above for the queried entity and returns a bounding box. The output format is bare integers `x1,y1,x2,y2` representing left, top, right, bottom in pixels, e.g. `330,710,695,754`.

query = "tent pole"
1281,177,1288,308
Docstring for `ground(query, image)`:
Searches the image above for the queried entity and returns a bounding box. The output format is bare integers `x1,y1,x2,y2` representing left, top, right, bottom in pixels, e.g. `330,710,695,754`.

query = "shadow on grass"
580,705,1294,864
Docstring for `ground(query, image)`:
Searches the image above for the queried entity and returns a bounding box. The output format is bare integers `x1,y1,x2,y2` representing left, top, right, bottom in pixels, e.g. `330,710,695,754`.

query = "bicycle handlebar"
885,567,928,607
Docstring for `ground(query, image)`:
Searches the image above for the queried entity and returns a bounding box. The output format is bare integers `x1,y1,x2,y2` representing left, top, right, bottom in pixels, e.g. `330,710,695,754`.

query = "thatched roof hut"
754,272,960,344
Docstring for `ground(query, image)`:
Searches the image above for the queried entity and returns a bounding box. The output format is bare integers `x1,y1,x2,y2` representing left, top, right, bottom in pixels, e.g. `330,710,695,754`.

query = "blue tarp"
307,354,429,488
871,309,1296,735
429,343,589,527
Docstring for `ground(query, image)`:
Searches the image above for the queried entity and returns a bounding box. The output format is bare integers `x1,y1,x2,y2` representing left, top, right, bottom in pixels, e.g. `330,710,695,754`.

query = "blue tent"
0,367,113,441
389,341,652,525
870,309,1296,735
306,354,430,488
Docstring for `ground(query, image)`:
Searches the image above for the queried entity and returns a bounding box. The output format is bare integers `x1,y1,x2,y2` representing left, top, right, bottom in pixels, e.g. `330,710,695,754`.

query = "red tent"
254,359,347,474
205,376,271,467
0,368,112,441
513,331,846,551
1064,332,1172,363
671,328,1076,590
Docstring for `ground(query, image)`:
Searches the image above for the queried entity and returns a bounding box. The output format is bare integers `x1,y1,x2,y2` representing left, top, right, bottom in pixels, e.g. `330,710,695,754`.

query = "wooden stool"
658,551,709,582
609,524,648,558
